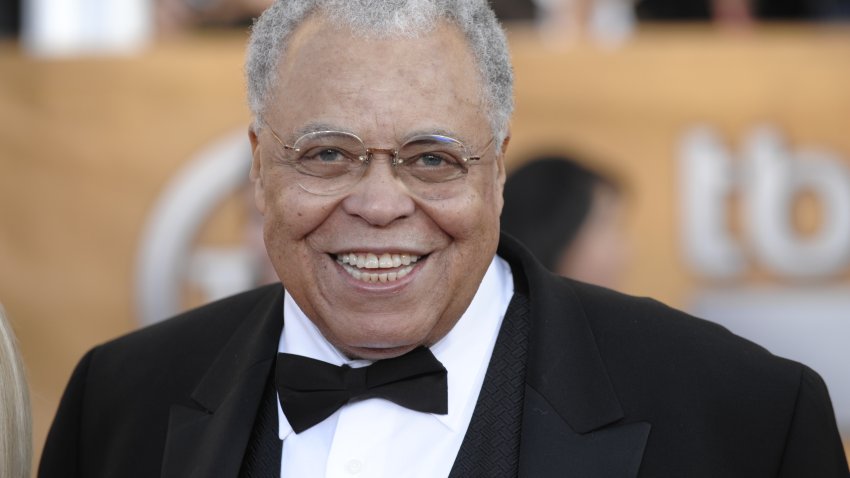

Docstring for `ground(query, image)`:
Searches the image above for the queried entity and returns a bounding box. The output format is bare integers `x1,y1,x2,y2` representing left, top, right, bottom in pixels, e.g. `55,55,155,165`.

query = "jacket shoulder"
557,278,809,411
79,283,283,394
564,279,781,365
40,284,284,477
559,280,847,475
99,283,282,357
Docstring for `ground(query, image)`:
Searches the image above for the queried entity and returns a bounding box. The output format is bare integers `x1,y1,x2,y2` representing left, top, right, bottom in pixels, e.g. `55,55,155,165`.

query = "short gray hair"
245,0,514,147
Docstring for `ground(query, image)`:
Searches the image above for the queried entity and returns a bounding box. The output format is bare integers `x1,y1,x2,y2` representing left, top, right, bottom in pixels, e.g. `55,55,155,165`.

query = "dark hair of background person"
501,155,620,271
488,0,537,21
0,0,20,36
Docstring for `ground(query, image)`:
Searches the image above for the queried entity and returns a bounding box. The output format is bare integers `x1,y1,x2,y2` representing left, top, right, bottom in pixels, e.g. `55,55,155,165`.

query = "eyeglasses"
263,124,494,200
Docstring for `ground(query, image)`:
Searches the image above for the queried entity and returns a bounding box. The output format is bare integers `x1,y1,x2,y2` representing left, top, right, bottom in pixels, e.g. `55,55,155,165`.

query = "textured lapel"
498,235,650,478
161,285,284,478
449,291,531,476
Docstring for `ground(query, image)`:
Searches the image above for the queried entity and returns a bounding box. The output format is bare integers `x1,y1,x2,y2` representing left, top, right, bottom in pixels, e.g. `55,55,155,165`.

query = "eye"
403,151,467,183
291,146,360,179
302,148,347,163
415,152,450,167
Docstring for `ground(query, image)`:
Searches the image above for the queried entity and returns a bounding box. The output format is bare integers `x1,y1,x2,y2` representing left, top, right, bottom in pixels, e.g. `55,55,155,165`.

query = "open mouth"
334,252,423,283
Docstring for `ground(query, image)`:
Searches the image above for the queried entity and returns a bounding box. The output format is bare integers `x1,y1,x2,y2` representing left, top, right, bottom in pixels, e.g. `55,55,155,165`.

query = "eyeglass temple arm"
261,121,296,151
467,136,496,162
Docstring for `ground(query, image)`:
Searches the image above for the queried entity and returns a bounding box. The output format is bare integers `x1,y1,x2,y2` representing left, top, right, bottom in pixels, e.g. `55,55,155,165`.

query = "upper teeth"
337,252,420,269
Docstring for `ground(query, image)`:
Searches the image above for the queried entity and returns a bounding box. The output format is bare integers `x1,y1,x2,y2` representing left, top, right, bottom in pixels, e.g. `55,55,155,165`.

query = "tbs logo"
680,126,850,281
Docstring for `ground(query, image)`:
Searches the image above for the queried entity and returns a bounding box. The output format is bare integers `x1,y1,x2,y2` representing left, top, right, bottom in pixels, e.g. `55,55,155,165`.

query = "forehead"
267,14,490,143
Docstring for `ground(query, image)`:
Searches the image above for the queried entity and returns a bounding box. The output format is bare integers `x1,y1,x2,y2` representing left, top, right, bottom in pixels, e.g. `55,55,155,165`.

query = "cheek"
469,177,505,232
493,177,505,213
262,179,337,238
262,201,332,281
425,185,502,242
262,215,293,263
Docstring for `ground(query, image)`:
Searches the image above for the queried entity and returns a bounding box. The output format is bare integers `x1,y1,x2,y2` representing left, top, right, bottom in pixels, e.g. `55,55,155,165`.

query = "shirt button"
345,459,363,474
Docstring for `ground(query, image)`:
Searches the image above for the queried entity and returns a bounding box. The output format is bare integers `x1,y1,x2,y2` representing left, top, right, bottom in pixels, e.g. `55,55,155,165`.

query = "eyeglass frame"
259,120,496,192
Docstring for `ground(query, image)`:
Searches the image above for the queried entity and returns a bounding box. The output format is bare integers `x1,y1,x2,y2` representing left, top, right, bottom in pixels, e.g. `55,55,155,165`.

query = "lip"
328,247,430,257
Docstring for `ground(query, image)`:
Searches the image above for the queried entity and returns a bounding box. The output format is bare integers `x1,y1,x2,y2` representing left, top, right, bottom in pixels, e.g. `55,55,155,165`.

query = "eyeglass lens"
288,131,475,200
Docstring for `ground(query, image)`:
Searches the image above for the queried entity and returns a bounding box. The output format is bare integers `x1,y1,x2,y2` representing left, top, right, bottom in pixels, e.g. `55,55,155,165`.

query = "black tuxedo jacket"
40,235,849,477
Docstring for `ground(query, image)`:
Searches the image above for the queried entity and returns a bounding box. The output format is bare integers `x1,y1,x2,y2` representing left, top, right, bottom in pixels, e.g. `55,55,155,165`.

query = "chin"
333,312,435,350
340,342,422,360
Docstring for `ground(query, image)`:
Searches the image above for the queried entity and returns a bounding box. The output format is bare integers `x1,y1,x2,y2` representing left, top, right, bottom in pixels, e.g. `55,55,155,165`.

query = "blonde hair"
0,305,31,478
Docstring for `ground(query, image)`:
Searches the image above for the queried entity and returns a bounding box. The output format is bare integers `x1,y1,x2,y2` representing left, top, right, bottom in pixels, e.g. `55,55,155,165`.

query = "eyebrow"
290,122,474,145
403,127,468,142
293,122,352,137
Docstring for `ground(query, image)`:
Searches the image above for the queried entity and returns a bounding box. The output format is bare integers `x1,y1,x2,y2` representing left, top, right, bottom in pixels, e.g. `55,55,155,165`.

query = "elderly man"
40,1,848,477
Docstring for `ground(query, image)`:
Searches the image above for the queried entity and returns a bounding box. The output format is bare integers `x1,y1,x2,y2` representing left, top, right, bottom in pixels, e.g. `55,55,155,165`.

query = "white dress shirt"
276,255,514,478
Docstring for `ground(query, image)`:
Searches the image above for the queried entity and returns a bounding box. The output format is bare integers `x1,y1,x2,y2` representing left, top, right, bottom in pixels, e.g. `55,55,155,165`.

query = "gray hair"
245,0,514,148
0,305,31,478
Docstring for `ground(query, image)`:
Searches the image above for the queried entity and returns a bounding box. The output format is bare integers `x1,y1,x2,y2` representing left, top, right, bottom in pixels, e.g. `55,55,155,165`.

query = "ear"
248,126,266,214
494,131,511,209
497,132,511,185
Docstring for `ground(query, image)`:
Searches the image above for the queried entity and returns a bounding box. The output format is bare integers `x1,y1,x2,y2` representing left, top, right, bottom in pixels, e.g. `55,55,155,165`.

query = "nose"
340,154,416,227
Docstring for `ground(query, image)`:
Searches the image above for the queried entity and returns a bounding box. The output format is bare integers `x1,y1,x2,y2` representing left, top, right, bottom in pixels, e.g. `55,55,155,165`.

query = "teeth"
338,260,416,283
339,263,415,283
335,252,422,270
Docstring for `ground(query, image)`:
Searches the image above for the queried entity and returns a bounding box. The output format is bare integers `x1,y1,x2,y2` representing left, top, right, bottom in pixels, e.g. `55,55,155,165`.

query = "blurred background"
1,0,849,470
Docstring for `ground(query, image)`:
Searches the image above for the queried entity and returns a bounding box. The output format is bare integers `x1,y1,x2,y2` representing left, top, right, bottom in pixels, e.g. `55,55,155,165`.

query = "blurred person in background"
501,155,630,289
0,0,20,36
0,305,32,478
635,0,850,22
156,0,273,32
489,0,849,24
491,0,637,45
489,0,538,21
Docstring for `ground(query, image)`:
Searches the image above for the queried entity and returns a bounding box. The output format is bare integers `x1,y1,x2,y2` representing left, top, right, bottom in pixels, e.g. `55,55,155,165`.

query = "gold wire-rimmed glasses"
263,123,495,200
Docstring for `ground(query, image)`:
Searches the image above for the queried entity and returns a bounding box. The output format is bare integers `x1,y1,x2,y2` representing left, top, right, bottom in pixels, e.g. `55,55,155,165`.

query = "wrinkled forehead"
267,13,490,143
280,12,482,88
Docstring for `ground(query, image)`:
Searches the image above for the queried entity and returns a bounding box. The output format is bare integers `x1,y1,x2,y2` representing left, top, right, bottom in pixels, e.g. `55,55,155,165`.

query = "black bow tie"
276,346,448,433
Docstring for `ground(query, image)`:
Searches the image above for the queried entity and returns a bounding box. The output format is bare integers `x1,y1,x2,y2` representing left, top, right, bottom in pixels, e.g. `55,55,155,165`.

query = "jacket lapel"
519,386,650,477
498,235,650,478
160,285,285,478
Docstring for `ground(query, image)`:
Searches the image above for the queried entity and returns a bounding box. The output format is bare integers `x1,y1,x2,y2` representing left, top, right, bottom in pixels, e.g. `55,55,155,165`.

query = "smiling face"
249,15,508,360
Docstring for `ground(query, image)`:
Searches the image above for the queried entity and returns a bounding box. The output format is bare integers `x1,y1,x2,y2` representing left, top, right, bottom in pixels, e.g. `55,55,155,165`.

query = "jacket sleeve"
777,365,849,477
38,348,96,478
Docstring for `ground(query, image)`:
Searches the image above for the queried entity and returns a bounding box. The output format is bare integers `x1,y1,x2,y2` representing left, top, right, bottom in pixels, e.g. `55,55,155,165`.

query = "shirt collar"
277,254,514,438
